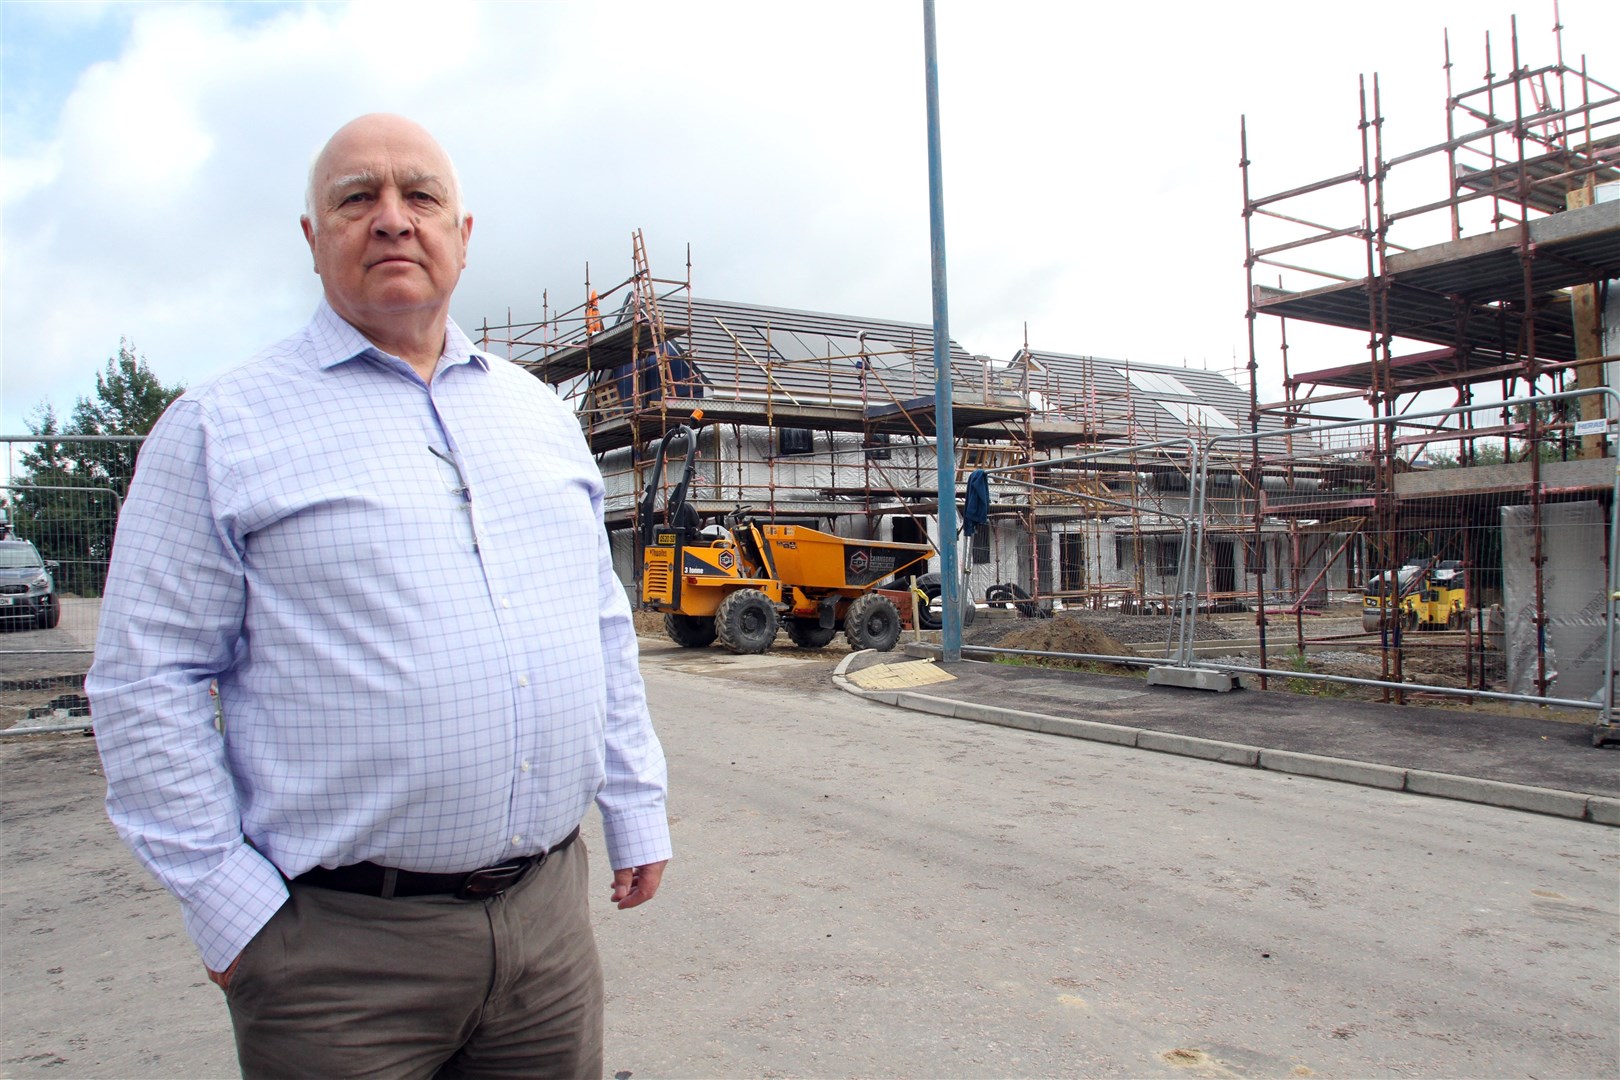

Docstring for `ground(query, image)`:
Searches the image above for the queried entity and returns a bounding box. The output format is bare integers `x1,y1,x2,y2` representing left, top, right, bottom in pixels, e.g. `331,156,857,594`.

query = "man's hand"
206,953,242,991
609,860,668,909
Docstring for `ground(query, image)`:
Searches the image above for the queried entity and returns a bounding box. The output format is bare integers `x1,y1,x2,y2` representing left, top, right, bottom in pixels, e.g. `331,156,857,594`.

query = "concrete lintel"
1405,770,1591,820
1395,455,1615,498
1383,199,1618,275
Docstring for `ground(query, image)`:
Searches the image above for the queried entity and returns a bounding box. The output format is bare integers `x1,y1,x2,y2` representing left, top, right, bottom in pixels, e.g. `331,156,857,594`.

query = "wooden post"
1568,184,1607,459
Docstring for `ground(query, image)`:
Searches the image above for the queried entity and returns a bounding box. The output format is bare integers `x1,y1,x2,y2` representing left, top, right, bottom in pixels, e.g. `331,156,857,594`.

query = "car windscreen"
0,545,44,569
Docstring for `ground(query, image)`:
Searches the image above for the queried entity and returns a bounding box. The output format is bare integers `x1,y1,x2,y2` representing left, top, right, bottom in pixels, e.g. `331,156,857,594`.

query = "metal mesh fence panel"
2,437,134,732
1189,391,1617,730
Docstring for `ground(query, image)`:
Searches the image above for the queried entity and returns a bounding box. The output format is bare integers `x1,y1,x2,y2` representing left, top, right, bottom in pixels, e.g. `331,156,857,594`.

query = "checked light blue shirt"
87,302,671,972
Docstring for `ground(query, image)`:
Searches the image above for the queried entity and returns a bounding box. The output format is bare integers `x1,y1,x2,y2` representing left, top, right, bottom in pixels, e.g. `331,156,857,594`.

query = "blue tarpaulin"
608,340,699,407
963,469,989,538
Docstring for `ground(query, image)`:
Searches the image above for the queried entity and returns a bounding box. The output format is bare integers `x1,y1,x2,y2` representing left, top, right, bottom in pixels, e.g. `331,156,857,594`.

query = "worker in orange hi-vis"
585,289,603,334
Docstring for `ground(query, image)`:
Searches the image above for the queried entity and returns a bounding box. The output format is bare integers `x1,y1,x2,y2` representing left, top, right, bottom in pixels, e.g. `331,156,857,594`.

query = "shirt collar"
310,300,493,375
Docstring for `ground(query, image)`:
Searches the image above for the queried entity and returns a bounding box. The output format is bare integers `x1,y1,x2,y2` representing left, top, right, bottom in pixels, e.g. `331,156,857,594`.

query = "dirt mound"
968,610,1236,648
1063,611,1235,644
970,614,1134,659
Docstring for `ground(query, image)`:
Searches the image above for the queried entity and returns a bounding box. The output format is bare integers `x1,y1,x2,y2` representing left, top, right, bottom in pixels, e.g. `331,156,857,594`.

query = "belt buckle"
455,858,532,900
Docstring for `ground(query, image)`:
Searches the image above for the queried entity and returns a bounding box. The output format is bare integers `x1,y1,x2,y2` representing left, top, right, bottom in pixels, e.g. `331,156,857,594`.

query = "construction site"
475,14,1619,724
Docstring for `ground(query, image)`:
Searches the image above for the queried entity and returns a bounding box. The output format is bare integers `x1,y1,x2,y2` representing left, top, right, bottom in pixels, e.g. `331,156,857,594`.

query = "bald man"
88,114,672,1079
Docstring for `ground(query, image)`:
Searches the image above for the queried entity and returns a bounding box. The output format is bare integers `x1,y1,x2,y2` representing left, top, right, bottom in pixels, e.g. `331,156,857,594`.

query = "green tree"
12,342,184,596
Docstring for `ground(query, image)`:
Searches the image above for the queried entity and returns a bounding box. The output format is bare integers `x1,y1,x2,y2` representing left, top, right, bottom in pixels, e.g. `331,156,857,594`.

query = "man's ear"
301,215,319,273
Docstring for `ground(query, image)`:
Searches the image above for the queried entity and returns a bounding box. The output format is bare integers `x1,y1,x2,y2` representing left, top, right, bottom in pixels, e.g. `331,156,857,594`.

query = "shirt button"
518,675,529,687
501,597,511,609
520,760,531,772
511,835,523,846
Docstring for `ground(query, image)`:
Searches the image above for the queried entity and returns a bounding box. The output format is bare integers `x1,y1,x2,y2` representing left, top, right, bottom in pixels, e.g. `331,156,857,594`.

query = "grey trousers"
225,838,602,1080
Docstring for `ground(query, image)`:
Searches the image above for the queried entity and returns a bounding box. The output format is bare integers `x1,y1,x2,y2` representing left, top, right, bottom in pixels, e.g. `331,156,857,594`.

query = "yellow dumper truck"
638,426,934,655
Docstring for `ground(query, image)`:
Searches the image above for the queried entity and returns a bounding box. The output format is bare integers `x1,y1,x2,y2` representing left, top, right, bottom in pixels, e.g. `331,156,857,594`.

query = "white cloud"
3,0,1616,437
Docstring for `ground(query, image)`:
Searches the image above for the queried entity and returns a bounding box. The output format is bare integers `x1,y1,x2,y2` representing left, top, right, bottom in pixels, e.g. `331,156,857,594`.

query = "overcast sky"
3,0,1616,439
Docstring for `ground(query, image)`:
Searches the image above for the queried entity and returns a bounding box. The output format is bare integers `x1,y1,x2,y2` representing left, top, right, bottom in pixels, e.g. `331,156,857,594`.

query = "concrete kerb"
831,651,1617,827
1404,770,1593,821
1257,748,1407,791
830,649,872,691
1588,796,1620,826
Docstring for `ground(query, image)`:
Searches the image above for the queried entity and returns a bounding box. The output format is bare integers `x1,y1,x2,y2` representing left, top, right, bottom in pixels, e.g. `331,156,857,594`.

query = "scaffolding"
1240,9,1620,697
472,10,1618,698
476,232,1286,615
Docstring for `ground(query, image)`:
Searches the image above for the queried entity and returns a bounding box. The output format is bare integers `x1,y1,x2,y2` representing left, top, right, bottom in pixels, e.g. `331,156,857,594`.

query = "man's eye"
409,192,439,204
340,192,369,205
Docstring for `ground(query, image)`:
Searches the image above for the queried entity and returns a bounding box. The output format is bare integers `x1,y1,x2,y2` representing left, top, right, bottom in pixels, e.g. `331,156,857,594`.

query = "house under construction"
477,249,1339,619
477,12,1617,711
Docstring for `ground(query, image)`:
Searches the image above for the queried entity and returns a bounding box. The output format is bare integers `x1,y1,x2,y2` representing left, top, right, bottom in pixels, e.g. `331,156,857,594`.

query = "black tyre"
915,576,975,630
715,589,779,654
915,581,943,630
909,573,946,630
784,616,838,649
986,581,1043,619
36,602,60,630
844,592,901,652
663,612,717,648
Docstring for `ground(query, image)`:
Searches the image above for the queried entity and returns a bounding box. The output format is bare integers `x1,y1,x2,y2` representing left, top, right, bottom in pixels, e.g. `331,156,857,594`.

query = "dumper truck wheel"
784,617,838,649
664,612,717,648
716,589,779,654
845,592,901,652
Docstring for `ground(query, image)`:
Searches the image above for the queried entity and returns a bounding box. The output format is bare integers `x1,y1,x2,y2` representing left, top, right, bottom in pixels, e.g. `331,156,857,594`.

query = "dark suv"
0,539,60,629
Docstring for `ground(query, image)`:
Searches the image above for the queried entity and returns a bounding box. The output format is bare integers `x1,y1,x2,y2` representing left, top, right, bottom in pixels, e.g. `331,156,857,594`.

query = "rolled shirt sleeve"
592,496,672,871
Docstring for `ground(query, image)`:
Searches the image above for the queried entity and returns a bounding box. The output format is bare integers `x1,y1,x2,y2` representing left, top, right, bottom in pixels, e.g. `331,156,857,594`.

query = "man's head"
301,114,473,345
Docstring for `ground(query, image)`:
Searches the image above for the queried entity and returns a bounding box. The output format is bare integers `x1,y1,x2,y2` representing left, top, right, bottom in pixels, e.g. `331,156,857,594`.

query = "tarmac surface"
834,645,1620,826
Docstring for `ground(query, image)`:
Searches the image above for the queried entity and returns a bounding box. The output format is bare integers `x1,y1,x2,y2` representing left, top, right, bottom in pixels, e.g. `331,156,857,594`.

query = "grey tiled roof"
644,296,989,406
1018,349,1310,446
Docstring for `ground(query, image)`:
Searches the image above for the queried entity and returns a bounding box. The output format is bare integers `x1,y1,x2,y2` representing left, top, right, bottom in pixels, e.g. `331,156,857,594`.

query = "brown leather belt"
292,826,580,900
